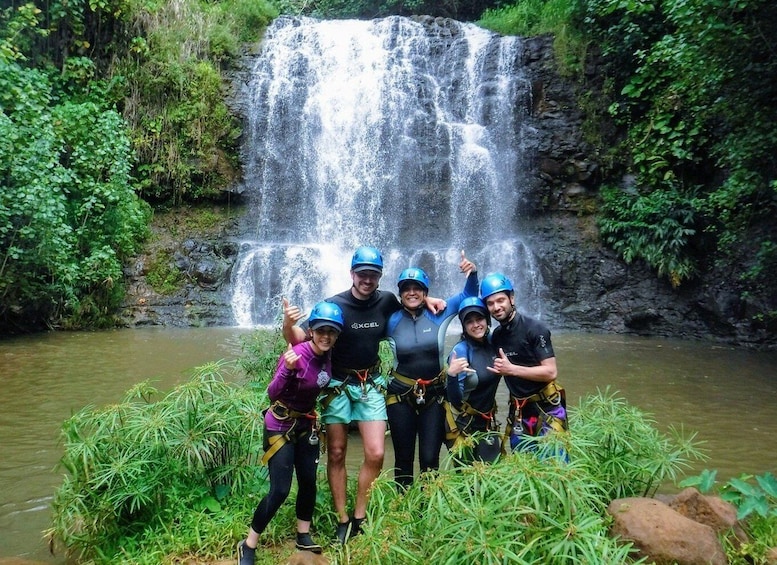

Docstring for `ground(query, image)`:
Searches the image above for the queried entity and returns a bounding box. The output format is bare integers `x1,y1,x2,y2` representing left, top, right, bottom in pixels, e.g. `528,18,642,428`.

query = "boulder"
608,497,727,565
669,487,747,542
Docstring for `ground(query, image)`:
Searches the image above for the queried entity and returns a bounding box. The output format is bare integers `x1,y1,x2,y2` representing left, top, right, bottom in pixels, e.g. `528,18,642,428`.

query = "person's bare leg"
296,519,311,534
354,419,386,519
326,423,350,523
245,527,259,548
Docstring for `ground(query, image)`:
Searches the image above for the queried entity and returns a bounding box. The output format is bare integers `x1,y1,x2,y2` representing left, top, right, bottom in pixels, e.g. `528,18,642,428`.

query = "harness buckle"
354,369,371,401
270,401,290,420
546,387,562,405
308,412,320,445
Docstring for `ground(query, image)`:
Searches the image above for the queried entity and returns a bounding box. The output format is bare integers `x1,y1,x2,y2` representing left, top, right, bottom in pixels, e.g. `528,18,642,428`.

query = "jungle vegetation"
1,0,776,334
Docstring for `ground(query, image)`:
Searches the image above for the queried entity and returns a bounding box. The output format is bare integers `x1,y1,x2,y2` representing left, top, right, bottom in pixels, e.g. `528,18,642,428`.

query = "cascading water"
231,15,544,327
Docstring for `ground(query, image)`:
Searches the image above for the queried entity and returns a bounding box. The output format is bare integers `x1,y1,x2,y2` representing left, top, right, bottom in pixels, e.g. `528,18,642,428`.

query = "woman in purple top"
238,301,344,563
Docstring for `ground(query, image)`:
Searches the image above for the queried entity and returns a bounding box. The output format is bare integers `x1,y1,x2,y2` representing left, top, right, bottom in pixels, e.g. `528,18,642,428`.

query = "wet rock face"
121,212,242,328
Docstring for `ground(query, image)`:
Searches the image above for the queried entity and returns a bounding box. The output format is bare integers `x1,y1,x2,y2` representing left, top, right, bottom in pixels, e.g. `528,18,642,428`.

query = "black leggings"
250,431,319,534
387,397,445,488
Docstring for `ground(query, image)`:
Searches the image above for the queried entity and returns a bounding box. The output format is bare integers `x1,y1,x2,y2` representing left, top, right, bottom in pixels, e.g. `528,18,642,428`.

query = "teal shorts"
321,375,387,425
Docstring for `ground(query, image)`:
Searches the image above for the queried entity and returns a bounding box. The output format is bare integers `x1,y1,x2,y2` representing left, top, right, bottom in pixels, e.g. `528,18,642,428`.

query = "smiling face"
484,291,515,324
309,326,340,355
399,281,427,310
463,312,488,341
351,269,381,299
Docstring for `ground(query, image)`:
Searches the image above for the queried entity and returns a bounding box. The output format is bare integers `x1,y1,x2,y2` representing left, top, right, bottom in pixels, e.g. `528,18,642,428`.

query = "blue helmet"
397,267,430,292
351,246,383,273
308,301,344,332
480,272,514,300
458,296,490,325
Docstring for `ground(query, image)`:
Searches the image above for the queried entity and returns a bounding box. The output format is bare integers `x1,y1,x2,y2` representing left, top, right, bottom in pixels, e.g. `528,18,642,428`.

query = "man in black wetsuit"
480,272,568,452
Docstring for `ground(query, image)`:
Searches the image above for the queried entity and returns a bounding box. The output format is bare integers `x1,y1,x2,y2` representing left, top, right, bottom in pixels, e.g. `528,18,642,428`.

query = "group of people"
237,246,569,563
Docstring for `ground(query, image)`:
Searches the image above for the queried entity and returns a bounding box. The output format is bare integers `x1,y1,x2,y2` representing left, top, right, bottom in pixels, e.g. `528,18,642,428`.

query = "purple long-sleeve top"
265,341,332,432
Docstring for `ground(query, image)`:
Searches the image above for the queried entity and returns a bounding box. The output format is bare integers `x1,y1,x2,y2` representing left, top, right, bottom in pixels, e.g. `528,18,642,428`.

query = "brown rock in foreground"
608,497,727,565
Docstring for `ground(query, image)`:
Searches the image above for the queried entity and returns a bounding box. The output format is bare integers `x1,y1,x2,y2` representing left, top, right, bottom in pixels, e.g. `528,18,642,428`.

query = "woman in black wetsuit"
385,252,478,488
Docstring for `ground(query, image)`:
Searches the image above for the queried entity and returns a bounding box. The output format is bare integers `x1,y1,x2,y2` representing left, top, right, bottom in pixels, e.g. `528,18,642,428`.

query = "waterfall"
231,15,544,327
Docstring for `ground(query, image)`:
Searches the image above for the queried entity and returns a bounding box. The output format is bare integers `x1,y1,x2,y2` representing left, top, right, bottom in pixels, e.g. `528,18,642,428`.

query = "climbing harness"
444,400,499,444
386,369,445,408
319,362,384,409
261,401,320,465
502,381,567,451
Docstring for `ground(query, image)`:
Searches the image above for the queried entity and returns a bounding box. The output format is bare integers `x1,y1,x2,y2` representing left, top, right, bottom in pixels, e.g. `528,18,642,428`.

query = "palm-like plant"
48,359,267,561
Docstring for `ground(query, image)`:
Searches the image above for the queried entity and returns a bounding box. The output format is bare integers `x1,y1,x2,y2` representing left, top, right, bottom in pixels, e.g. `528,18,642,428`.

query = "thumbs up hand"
282,343,301,371
488,348,513,375
458,249,475,277
282,297,304,325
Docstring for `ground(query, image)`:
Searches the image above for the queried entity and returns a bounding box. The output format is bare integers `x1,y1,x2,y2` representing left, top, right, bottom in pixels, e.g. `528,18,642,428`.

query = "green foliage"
50,356,704,564
145,249,185,295
1,0,277,331
275,0,500,20
569,387,705,498
679,470,777,564
478,0,586,75
0,51,150,331
578,0,777,312
0,3,47,62
4,0,276,207
48,360,268,562
341,459,636,564
721,473,777,521
334,388,699,564
238,328,287,382
119,0,277,204
47,329,338,564
598,185,698,287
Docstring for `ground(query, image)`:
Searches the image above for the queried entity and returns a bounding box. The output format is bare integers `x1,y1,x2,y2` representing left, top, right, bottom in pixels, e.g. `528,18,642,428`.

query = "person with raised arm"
238,302,344,564
384,251,478,488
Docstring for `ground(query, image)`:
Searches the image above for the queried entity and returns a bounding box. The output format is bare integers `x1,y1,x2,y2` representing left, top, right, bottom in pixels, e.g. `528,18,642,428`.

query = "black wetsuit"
492,313,567,447
326,288,401,377
446,335,501,463
491,313,555,398
384,272,478,487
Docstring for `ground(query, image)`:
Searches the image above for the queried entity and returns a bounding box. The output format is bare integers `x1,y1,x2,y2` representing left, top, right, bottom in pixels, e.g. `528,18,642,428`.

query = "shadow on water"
1,327,776,561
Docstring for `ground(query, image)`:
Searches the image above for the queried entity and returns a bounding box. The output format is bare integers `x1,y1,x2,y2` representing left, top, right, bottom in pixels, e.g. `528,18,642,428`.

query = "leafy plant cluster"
119,0,277,203
680,469,777,565
48,359,265,563
477,0,586,75
1,5,150,332
50,349,707,565
19,0,276,205
1,0,276,332
574,0,777,311
273,0,503,20
334,387,702,564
